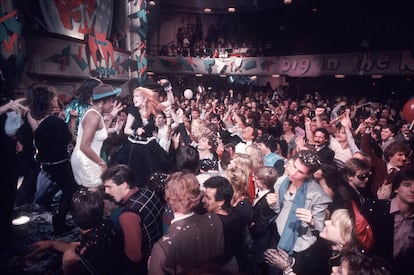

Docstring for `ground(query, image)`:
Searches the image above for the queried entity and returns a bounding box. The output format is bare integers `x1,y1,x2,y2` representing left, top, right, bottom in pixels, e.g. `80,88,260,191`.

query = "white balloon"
184,89,193,99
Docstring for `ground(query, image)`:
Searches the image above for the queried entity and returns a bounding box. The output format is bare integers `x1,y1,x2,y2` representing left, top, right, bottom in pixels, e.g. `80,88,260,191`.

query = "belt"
39,158,69,166
128,136,156,145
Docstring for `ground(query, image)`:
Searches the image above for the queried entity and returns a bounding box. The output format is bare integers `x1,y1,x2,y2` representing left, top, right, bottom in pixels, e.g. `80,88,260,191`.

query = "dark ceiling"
156,0,414,55
159,0,290,14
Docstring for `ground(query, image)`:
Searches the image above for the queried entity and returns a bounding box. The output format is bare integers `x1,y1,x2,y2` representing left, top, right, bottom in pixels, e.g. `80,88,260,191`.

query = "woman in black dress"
27,85,78,234
109,87,175,186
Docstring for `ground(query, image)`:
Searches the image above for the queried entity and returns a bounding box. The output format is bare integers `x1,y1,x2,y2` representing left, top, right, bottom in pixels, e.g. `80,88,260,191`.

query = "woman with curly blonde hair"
228,153,253,173
198,132,219,172
224,165,255,274
246,143,264,171
226,165,251,207
246,144,264,201
227,153,257,201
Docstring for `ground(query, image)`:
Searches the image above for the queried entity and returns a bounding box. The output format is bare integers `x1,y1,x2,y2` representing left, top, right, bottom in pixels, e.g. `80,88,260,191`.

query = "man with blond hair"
149,172,224,275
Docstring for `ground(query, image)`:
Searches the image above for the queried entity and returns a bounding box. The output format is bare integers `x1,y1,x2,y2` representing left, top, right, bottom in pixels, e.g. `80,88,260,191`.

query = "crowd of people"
1,77,413,275
158,21,271,58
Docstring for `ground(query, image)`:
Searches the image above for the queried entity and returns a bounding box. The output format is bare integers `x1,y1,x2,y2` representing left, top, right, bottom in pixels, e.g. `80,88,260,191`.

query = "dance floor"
4,204,79,275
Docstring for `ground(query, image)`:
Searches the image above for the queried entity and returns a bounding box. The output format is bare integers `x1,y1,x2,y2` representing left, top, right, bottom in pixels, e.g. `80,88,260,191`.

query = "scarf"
277,176,309,255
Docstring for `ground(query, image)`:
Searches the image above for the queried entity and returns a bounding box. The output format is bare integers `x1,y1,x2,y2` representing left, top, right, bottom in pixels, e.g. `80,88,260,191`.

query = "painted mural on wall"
38,0,123,78
148,50,414,77
128,0,148,85
0,0,131,86
0,0,25,89
26,35,129,80
39,0,113,40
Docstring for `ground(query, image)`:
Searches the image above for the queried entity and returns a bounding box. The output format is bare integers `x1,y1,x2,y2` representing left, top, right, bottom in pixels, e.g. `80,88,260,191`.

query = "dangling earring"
98,102,103,108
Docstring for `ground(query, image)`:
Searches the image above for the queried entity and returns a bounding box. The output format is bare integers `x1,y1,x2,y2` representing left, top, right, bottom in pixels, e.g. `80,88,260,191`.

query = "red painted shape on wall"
87,28,114,68
0,9,17,23
54,0,96,34
3,33,17,53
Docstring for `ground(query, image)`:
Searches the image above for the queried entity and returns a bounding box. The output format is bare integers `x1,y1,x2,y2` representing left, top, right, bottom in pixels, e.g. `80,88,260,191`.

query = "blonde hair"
133,87,159,118
191,119,207,141
228,153,253,173
200,132,219,153
165,172,201,214
331,209,354,248
225,166,250,206
246,144,264,171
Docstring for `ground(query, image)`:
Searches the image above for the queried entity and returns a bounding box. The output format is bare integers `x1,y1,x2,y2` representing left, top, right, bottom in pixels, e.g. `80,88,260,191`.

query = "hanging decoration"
128,0,148,85
0,0,25,89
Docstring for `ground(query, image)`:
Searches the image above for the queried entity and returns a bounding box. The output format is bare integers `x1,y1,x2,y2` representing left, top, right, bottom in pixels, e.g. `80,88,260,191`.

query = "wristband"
283,266,295,275
283,257,295,275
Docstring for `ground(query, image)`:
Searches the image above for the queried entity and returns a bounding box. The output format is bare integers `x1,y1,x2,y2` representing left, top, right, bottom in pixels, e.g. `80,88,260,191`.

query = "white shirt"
235,140,253,154
329,137,352,169
386,163,400,174
156,124,170,152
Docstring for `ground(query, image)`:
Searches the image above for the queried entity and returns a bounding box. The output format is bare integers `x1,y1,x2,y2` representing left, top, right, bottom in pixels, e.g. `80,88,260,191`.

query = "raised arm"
222,103,236,128
314,107,325,128
104,100,124,129
158,79,175,108
330,101,346,121
304,116,314,144
341,109,359,154
0,98,27,115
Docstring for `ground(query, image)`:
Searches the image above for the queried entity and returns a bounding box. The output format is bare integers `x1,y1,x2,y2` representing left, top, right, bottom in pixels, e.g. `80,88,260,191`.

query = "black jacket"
363,199,414,275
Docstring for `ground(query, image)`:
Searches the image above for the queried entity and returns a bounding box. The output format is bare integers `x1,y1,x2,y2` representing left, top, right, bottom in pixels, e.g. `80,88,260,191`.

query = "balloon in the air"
402,97,414,123
184,89,193,99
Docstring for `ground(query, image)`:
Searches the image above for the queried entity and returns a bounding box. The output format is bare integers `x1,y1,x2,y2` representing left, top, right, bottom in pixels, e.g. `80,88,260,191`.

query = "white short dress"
71,109,108,188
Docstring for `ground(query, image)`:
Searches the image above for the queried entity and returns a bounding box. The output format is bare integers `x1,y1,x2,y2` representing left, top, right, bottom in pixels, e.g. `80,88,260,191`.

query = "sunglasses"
356,172,372,181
